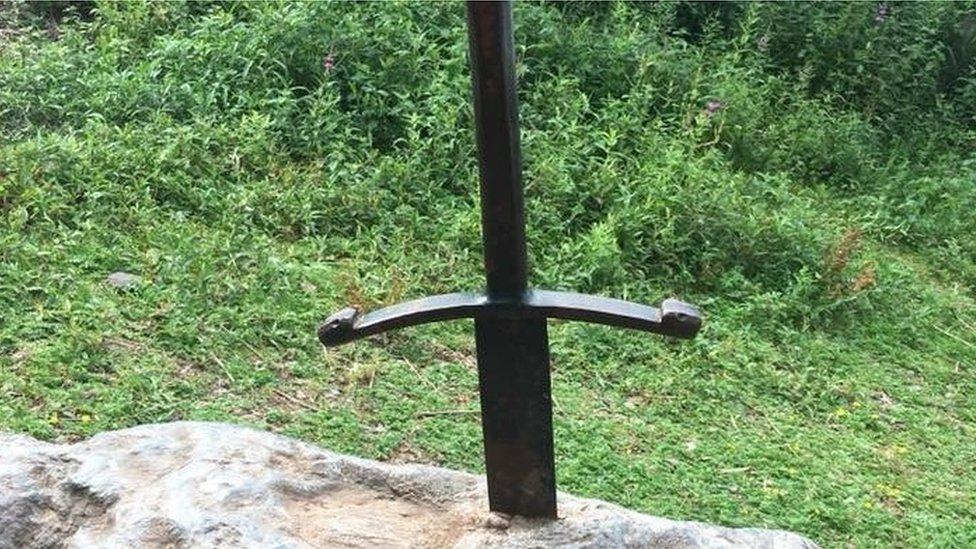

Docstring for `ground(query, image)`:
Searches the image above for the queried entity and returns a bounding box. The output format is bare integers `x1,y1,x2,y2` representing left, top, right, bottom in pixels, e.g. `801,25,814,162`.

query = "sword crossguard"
318,291,701,348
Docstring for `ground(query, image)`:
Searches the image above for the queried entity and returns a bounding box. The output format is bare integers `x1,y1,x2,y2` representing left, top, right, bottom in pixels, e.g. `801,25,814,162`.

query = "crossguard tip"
660,298,702,339
318,307,360,347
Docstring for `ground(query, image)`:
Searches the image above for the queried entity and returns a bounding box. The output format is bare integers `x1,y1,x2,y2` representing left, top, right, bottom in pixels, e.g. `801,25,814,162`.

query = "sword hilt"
318,291,701,348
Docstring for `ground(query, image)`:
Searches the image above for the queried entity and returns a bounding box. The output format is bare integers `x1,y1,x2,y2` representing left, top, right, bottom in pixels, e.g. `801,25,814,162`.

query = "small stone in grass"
106,271,141,290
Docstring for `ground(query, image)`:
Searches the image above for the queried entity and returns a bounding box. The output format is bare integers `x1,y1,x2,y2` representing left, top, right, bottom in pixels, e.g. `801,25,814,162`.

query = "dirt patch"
283,486,471,548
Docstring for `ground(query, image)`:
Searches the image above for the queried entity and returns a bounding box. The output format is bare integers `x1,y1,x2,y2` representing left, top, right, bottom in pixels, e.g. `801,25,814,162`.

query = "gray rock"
105,271,141,289
0,422,818,548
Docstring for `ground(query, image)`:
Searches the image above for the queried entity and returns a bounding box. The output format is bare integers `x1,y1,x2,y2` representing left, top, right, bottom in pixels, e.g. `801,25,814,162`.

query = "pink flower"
874,3,890,24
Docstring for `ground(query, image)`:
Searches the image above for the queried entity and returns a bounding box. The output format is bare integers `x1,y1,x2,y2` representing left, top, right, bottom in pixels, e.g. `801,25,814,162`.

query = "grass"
2,2,976,547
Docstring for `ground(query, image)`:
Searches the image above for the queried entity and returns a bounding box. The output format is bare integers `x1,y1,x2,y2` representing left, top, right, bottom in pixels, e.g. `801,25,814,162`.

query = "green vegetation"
2,2,975,546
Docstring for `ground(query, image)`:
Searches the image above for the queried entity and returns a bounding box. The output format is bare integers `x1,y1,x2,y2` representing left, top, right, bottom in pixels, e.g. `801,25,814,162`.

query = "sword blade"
475,317,556,518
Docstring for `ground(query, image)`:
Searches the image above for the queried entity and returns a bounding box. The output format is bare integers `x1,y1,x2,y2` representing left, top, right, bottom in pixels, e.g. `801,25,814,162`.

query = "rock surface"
0,422,818,548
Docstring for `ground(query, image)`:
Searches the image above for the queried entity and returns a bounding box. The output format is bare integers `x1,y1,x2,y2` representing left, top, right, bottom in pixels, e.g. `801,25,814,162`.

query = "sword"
319,0,701,518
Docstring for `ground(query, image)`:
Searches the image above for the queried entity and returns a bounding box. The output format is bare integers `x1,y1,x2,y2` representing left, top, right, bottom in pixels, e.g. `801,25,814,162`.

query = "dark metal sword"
319,0,701,519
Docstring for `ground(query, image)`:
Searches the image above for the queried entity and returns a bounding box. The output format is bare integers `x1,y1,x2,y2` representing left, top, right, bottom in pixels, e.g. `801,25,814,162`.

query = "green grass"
2,2,976,547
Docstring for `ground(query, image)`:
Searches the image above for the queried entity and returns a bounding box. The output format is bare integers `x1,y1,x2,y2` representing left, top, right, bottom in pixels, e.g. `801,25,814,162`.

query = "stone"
0,422,818,548
483,512,511,530
105,271,141,290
